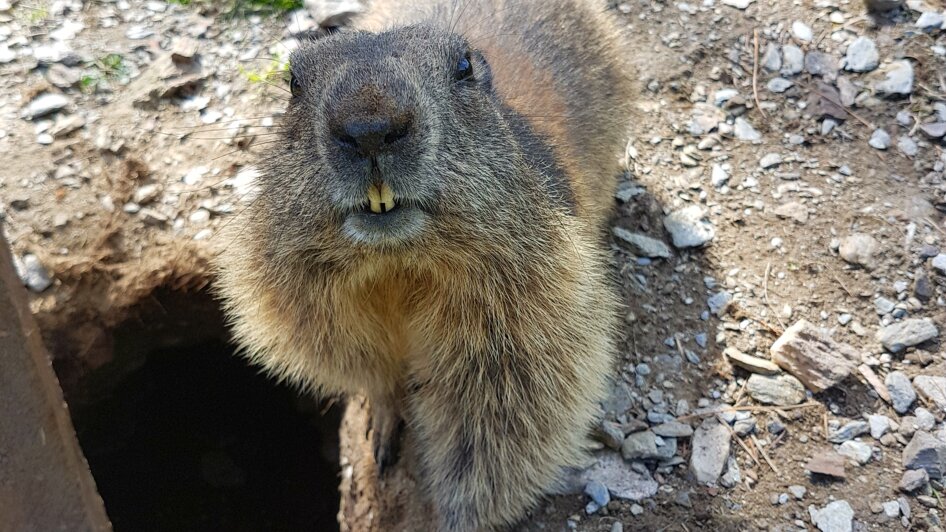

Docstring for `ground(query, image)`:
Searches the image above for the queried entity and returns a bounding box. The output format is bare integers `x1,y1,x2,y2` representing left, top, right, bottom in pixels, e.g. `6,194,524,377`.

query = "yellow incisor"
368,182,396,213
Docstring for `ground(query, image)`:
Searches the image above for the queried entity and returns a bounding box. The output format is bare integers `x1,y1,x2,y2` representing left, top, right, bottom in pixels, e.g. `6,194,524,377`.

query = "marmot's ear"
470,50,493,90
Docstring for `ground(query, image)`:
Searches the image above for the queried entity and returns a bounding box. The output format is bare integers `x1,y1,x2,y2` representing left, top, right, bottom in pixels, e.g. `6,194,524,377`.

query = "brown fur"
215,1,634,530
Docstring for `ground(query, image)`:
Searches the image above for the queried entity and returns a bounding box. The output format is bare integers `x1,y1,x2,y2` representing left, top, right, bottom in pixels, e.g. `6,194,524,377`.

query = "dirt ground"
1,0,944,530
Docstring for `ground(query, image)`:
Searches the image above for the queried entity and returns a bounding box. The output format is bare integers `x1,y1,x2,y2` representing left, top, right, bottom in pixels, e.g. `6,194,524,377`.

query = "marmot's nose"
329,111,414,159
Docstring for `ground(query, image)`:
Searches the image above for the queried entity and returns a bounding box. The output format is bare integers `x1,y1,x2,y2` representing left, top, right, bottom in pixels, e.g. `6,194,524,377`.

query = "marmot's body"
216,1,633,529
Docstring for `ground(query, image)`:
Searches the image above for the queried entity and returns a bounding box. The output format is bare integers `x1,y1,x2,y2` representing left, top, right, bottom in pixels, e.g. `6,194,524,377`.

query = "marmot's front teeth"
368,182,396,213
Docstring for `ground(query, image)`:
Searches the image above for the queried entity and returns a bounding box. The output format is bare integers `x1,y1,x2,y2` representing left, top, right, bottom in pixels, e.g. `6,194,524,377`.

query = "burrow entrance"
57,288,342,532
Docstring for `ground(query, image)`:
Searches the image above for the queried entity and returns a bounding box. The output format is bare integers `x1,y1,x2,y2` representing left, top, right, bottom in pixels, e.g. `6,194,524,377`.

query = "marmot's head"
249,25,557,265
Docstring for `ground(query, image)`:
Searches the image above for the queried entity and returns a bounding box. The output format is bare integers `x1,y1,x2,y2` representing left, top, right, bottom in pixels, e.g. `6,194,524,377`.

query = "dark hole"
63,289,342,532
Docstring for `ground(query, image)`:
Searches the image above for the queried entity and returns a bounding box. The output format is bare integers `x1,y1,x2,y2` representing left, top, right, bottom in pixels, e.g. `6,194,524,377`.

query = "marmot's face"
257,25,523,259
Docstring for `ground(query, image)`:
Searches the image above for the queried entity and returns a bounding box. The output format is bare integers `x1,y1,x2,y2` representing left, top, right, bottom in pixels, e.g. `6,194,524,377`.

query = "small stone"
899,468,929,492
690,103,725,136
721,0,754,8
707,291,732,316
613,228,672,259
579,454,658,501
844,37,879,73
759,153,782,169
719,455,741,488
621,430,659,461
791,21,813,42
769,320,861,393
877,318,939,353
806,451,847,478
913,375,946,414
902,431,946,479
781,45,805,76
733,117,762,141
767,77,794,93
663,206,715,248
838,440,873,464
15,254,53,292
828,421,870,443
886,371,917,414
806,52,838,79
882,500,900,518
133,184,161,205
584,481,610,507
874,60,914,97
710,164,729,188
875,296,896,315
46,64,82,88
746,373,806,406
724,347,780,375
762,44,781,71
652,421,694,438
897,136,919,156
838,233,880,269
915,408,935,431
869,129,891,150
933,254,946,275
690,419,731,484
21,93,71,120
917,495,938,508
869,414,892,439
919,122,946,139
595,421,625,451
809,500,854,532
915,11,945,30
789,485,807,500
773,202,808,224
734,417,756,436
837,76,858,106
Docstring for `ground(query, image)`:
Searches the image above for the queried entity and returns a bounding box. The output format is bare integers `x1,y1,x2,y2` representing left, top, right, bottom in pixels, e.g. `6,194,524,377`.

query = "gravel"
690,419,731,484
873,60,914,96
21,93,71,120
876,318,939,353
781,45,805,76
838,233,880,269
828,421,870,443
808,500,854,532
612,228,672,259
746,373,806,405
899,469,930,492
869,129,891,150
14,254,53,292
886,371,917,414
902,431,946,479
913,376,946,414
663,206,716,248
844,37,879,72
837,440,872,465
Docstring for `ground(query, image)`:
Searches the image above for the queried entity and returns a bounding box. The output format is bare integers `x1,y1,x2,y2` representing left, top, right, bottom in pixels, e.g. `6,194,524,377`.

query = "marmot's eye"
454,53,473,81
290,74,302,97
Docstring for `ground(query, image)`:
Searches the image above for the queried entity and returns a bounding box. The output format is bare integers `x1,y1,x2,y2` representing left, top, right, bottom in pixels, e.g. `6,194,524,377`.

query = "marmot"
215,0,634,529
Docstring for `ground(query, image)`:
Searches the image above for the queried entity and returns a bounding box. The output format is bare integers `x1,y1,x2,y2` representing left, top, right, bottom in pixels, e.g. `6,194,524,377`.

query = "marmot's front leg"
407,337,601,532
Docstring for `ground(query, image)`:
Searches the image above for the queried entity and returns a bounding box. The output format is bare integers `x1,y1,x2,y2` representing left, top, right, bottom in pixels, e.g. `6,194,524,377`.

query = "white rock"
792,21,813,42
869,129,891,149
838,440,872,465
915,11,945,30
844,37,879,72
663,206,715,248
21,93,71,120
809,500,854,532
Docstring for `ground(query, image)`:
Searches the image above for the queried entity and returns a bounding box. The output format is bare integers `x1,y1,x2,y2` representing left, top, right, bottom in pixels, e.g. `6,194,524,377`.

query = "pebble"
828,420,870,443
652,421,694,438
875,296,896,315
869,414,892,439
805,52,838,79
663,206,715,248
789,485,807,500
767,77,794,93
886,371,917,414
733,418,756,436
920,122,946,139
874,60,914,96
762,44,781,71
897,136,918,156
838,233,879,269
914,408,935,431
781,45,805,76
746,373,806,405
933,254,946,275
759,153,782,169
690,419,731,484
733,117,762,141
612,228,672,259
915,11,945,30
710,165,729,188
808,500,854,532
876,318,939,353
902,431,946,479
869,129,891,150
580,454,658,501
806,452,847,478
15,254,53,292
844,37,879,72
584,481,610,507
913,375,946,413
882,500,900,518
791,21,813,42
899,468,930,492
21,93,71,120
621,430,660,461
838,440,872,465
721,0,754,8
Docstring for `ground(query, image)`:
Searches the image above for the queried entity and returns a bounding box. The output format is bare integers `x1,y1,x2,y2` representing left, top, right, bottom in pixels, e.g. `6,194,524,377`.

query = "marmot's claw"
371,411,404,476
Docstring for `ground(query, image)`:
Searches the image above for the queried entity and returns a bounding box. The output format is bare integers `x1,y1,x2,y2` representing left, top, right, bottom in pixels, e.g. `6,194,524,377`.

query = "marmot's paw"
370,407,404,476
